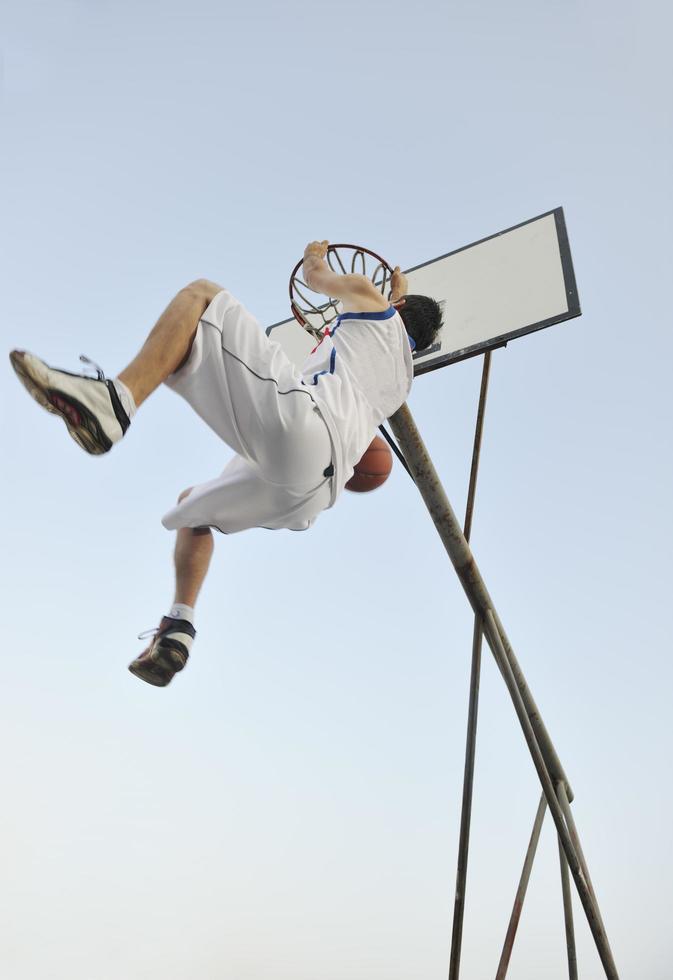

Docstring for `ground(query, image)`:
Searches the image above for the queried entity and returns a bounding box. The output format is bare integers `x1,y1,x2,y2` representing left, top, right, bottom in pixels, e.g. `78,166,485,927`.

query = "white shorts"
161,289,334,534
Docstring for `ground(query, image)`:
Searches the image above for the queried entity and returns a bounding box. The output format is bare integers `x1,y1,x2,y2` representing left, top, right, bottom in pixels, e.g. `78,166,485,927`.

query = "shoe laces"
137,627,159,641
79,354,106,381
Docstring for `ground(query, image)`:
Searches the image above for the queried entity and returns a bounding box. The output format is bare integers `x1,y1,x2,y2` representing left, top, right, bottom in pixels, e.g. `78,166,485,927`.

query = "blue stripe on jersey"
312,345,337,385
336,307,397,322
307,307,412,385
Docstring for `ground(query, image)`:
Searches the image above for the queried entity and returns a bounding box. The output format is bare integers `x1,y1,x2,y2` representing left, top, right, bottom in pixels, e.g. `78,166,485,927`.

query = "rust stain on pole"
389,402,573,801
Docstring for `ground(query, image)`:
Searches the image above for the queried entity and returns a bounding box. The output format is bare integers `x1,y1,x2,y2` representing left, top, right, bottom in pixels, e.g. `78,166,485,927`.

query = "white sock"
168,603,195,625
113,378,137,420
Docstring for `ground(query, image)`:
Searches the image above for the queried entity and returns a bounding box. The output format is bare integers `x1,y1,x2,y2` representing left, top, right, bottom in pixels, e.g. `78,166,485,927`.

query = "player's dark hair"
397,294,443,353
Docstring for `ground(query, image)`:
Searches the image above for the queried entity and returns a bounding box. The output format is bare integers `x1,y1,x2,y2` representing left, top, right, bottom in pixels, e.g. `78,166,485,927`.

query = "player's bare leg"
129,488,214,688
12,283,223,687
173,526,215,608
118,279,222,407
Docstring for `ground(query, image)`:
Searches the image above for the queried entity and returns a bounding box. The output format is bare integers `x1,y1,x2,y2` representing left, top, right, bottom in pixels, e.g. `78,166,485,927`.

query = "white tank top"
300,307,414,505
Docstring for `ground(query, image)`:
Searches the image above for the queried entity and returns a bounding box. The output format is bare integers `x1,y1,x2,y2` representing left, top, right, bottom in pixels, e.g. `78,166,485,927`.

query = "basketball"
345,435,393,492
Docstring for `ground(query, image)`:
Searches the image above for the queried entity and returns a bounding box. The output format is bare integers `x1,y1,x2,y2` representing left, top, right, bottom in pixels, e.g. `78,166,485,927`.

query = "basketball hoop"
289,243,394,342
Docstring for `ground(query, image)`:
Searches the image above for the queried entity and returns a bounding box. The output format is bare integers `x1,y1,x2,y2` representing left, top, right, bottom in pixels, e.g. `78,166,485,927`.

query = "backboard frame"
407,206,580,376
266,207,581,377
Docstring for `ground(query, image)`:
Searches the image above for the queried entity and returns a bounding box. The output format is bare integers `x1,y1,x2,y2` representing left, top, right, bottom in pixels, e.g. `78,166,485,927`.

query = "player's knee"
184,279,222,303
177,486,194,503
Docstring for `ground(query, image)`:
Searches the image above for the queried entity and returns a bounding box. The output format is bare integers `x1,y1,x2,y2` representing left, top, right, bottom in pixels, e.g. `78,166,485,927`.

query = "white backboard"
267,208,580,376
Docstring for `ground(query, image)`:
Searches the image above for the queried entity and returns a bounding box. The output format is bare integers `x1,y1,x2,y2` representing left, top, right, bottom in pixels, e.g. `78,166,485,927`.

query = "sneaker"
9,350,130,455
128,617,196,687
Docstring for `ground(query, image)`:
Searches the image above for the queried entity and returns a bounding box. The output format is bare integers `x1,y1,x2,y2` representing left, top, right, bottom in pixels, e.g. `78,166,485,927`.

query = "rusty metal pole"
481,610,618,979
556,782,610,940
448,617,483,980
495,793,547,980
558,834,579,980
448,352,492,980
387,402,619,979
463,350,491,543
388,402,572,799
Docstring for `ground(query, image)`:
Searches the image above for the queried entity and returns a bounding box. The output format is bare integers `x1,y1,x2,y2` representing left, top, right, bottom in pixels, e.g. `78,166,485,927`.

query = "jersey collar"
334,306,416,350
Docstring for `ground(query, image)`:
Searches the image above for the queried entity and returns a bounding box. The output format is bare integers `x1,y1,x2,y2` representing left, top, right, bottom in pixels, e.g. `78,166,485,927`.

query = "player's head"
396,294,443,353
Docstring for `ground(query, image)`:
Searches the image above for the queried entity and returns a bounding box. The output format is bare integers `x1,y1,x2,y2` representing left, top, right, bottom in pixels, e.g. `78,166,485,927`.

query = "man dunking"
9,241,443,686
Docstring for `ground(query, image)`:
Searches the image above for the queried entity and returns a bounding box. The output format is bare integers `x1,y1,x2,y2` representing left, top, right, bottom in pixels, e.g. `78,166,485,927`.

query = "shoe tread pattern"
10,350,113,455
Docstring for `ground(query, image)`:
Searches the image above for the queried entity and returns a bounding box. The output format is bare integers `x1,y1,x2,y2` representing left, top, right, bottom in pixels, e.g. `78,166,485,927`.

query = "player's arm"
302,241,389,309
390,266,408,303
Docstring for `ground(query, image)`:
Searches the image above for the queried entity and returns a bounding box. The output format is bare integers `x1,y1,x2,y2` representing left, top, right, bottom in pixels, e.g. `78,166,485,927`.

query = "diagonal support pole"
388,403,572,800
481,610,618,979
388,402,619,979
495,793,547,980
556,782,610,939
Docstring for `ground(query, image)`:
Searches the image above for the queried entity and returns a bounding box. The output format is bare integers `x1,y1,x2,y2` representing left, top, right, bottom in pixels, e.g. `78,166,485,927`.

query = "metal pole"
495,793,547,980
463,350,491,543
448,617,483,980
449,352,491,980
558,832,579,980
557,781,611,941
387,402,619,979
481,611,618,979
388,402,573,801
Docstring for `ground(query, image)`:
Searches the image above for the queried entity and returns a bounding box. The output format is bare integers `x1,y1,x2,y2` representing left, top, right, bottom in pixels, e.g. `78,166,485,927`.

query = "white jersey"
300,307,414,504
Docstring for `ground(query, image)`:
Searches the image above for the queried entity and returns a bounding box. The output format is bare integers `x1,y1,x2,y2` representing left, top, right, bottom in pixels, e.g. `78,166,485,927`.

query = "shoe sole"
128,660,173,687
128,642,188,688
9,350,112,455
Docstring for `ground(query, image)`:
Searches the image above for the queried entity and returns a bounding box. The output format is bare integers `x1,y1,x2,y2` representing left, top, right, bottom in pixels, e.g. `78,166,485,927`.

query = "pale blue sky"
1,1,672,978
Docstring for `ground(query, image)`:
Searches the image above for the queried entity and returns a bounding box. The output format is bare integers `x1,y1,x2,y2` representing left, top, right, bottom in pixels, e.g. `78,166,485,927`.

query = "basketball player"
9,241,443,686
